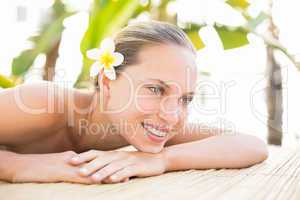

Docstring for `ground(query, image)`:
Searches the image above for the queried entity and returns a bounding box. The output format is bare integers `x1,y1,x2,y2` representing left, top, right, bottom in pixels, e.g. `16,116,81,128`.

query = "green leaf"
246,12,268,31
11,1,74,77
11,50,38,75
186,30,205,50
0,74,15,88
215,26,249,50
226,0,250,9
80,0,142,53
182,23,205,50
75,0,144,87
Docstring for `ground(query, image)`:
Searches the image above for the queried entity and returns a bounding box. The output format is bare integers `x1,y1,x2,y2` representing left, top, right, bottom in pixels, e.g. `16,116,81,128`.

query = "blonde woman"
0,21,268,184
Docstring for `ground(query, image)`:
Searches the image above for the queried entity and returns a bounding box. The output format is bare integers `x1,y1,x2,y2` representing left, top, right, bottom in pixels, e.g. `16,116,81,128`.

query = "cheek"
181,108,189,121
107,96,129,112
135,96,160,114
108,82,133,111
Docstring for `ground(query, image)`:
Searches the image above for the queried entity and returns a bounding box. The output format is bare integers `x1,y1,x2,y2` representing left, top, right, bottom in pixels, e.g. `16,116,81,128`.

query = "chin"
133,143,164,154
121,122,168,154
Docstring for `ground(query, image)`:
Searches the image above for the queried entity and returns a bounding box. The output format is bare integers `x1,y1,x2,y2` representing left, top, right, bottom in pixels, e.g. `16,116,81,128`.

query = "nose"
158,97,180,126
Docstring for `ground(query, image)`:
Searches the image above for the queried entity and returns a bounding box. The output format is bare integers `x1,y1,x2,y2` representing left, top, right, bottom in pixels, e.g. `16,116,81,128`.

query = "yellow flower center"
99,51,115,69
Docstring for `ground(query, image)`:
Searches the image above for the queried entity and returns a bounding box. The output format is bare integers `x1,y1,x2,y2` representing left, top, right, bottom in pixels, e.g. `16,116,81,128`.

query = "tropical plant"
0,74,15,88
11,0,74,83
6,0,298,145
74,0,149,88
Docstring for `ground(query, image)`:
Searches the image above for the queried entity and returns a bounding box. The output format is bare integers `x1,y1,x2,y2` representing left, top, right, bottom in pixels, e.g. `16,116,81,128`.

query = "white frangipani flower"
87,38,124,80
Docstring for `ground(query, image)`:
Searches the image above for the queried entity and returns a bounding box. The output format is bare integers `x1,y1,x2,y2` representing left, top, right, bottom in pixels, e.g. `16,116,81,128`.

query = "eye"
179,95,194,106
147,86,165,96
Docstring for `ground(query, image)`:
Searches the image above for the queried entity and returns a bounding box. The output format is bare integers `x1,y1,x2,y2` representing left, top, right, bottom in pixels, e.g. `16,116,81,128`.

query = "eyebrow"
144,78,195,96
146,78,170,89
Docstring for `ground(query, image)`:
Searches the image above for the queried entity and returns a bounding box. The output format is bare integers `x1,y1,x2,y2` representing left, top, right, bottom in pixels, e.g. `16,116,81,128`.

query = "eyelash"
179,96,194,106
147,86,193,106
147,86,165,96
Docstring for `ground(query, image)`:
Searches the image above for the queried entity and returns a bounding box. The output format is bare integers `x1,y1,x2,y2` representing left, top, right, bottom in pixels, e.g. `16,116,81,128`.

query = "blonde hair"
95,20,196,85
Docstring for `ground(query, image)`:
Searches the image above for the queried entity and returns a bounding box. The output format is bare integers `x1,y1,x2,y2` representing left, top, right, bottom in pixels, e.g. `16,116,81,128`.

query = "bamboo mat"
1,146,300,200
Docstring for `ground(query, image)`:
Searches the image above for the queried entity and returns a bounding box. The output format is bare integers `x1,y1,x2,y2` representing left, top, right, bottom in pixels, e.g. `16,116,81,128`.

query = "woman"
0,21,268,184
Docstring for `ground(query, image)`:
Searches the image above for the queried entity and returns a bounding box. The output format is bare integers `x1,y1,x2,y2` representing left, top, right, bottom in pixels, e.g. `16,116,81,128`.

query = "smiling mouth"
141,122,169,143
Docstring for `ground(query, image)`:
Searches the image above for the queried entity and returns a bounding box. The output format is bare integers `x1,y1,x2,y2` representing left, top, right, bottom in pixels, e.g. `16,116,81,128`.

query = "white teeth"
143,125,167,137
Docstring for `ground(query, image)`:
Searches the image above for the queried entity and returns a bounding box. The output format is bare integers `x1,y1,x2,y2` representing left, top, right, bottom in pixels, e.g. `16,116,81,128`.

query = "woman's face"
105,43,197,153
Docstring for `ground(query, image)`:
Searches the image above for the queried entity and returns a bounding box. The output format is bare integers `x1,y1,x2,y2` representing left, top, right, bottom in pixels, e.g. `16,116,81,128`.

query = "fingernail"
110,175,117,180
79,168,88,175
92,174,101,181
71,157,80,162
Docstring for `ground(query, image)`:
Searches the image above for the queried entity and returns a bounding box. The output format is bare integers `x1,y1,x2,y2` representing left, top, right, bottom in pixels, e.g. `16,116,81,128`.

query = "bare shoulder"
8,81,93,112
6,81,70,114
0,81,70,145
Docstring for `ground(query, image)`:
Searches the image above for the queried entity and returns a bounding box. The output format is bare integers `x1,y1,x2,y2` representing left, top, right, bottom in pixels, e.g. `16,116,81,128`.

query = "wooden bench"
1,146,299,200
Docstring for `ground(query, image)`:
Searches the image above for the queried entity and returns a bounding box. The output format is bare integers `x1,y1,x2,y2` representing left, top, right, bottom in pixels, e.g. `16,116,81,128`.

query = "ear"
97,70,111,111
97,68,110,91
98,68,111,98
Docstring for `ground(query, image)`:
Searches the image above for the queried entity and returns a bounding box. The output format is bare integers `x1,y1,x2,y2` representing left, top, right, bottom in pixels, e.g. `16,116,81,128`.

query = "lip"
142,122,171,132
145,131,166,143
141,123,168,143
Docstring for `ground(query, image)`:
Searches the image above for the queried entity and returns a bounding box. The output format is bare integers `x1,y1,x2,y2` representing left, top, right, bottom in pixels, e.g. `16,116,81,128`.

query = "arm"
162,134,268,171
0,81,65,146
163,123,268,171
66,124,268,184
0,150,19,182
0,149,94,184
0,82,93,184
0,82,60,181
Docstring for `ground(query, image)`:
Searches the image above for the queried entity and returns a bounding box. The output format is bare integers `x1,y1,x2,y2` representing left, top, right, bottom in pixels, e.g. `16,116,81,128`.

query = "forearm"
162,135,268,172
0,150,93,184
0,150,21,182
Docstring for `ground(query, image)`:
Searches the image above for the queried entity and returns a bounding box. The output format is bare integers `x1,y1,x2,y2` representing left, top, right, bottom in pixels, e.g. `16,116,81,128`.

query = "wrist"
1,151,23,183
10,153,38,183
159,148,171,172
10,153,27,183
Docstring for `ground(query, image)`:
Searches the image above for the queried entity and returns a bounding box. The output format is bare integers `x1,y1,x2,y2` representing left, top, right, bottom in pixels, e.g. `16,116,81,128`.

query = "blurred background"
0,0,299,147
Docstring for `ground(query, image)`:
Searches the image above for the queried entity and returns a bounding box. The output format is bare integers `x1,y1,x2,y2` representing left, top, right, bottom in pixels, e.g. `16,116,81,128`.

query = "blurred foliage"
73,0,266,87
245,11,268,31
215,26,249,50
183,24,205,50
186,31,205,50
226,0,249,9
11,0,74,79
74,0,146,88
10,0,290,88
0,74,15,88
3,0,295,146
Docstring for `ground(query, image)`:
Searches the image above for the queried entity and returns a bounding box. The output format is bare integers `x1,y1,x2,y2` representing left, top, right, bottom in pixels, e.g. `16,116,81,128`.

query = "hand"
11,151,94,184
68,150,167,184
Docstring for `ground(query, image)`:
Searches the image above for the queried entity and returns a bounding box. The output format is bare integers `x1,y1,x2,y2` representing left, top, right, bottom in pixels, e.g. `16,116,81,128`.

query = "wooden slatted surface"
0,146,300,200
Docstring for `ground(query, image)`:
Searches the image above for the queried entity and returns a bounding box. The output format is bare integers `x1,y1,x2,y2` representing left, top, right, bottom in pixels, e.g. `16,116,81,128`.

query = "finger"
69,150,104,165
108,165,139,183
102,176,129,184
78,154,119,177
102,177,113,184
69,175,94,185
121,177,130,183
66,167,95,185
90,160,131,183
78,151,128,177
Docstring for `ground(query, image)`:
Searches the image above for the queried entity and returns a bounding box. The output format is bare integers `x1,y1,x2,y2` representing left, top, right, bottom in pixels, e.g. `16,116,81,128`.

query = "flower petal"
90,62,102,77
100,38,115,53
104,67,116,80
86,49,101,60
112,52,124,66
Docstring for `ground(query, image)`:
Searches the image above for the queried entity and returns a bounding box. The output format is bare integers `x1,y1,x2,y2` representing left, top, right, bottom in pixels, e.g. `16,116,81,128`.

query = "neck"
69,90,128,152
